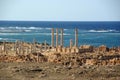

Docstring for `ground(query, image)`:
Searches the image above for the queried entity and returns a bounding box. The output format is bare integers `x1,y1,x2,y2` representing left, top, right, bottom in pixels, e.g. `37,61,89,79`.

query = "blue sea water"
0,21,120,47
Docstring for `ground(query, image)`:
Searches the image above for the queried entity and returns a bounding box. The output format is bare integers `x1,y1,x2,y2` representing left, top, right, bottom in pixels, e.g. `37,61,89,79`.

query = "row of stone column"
51,28,64,48
0,40,34,56
51,28,78,48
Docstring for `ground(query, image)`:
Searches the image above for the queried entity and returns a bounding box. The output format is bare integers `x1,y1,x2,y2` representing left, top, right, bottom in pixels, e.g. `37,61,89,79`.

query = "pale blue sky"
0,0,120,21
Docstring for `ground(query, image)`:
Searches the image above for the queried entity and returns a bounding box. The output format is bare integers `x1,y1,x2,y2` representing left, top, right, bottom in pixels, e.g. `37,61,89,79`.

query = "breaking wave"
0,26,43,30
0,26,119,33
0,38,2,40
0,26,71,33
88,29,119,33
0,26,52,33
0,32,71,36
0,37,18,41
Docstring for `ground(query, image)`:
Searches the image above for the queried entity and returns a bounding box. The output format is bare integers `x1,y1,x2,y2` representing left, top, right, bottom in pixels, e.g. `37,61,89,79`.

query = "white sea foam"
0,29,25,33
64,33,71,35
64,29,68,31
0,26,71,33
0,37,18,41
37,32,70,36
0,26,119,33
0,26,70,30
0,27,5,30
29,27,35,29
24,30,31,32
88,29,118,33
0,26,53,31
0,38,3,40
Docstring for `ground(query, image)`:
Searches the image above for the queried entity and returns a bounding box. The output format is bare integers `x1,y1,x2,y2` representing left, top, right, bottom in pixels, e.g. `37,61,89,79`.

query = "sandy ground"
0,62,120,80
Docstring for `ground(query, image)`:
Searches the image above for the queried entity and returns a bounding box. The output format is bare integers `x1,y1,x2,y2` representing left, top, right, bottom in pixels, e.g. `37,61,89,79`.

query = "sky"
0,0,120,21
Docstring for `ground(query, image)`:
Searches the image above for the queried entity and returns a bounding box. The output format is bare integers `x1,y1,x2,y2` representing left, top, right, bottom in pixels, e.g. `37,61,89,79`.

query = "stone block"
62,47,66,53
66,48,71,53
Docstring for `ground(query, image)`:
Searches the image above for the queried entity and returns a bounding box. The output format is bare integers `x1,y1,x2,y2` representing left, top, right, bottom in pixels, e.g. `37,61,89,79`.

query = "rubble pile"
0,53,47,62
47,53,120,66
0,55,26,62
0,44,120,66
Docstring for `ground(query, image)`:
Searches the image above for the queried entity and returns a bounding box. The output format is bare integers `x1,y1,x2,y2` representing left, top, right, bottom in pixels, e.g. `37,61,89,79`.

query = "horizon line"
0,20,120,22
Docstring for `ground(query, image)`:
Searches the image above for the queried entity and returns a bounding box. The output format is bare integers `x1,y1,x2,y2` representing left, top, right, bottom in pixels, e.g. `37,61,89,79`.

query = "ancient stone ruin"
0,28,120,66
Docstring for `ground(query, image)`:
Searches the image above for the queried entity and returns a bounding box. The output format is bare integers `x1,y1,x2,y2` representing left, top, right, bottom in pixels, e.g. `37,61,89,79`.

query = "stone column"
37,53,39,63
56,28,59,47
60,28,63,47
70,39,73,48
75,28,78,47
3,40,7,54
17,41,21,55
3,41,6,52
20,41,24,55
30,44,32,53
26,47,28,55
15,40,18,54
51,28,54,47
0,46,2,53
33,39,36,53
13,42,15,51
44,40,47,50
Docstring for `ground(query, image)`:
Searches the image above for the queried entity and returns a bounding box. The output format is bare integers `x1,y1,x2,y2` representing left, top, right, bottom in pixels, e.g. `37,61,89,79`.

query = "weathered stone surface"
85,59,98,65
66,48,71,53
71,48,75,53
0,42,120,66
98,45,109,52
79,45,94,53
48,53,61,63
62,47,66,53
57,47,62,53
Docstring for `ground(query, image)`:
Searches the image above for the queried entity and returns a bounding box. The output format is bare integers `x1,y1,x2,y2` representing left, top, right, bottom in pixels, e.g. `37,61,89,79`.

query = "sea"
0,21,120,47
